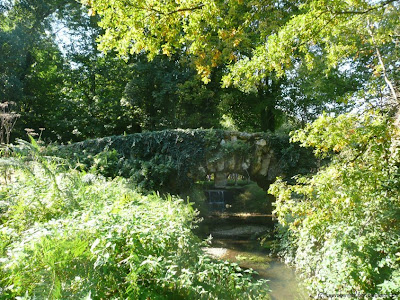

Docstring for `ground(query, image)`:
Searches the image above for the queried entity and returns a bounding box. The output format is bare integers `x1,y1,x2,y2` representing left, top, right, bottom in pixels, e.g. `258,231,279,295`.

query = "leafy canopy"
82,0,292,83
83,0,399,96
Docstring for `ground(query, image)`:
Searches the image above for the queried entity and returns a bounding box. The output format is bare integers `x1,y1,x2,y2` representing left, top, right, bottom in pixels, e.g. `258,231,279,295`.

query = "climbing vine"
53,129,314,193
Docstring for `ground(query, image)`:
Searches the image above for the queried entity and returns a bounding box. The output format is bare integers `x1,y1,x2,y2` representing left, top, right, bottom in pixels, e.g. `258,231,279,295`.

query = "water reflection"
207,239,309,300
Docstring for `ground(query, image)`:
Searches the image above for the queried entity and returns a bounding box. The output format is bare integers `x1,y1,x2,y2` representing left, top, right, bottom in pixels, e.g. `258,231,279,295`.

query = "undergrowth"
0,140,270,299
270,112,400,297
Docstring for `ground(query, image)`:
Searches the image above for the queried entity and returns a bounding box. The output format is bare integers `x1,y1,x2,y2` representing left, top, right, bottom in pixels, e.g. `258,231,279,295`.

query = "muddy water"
206,238,308,300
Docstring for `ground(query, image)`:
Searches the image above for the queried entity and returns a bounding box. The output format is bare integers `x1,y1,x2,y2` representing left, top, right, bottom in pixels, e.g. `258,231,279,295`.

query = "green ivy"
51,129,315,193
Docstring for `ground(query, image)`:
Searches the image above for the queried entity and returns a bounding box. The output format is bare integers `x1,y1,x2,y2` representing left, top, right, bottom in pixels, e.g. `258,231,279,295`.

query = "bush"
270,112,400,297
0,151,270,299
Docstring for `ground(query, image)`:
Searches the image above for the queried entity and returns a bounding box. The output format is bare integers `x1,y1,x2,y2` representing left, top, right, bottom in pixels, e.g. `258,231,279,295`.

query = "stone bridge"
60,129,308,192
194,131,282,190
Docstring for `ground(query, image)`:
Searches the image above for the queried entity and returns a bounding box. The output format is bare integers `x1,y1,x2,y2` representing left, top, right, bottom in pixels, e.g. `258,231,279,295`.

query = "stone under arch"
193,132,282,191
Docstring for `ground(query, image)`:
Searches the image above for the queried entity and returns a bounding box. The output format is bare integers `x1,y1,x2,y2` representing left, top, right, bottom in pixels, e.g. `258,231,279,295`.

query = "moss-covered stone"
52,129,315,193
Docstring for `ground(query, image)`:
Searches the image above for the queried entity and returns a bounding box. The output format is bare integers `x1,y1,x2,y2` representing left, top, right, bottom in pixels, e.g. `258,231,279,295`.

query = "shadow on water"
195,182,309,299
205,238,309,300
197,216,309,300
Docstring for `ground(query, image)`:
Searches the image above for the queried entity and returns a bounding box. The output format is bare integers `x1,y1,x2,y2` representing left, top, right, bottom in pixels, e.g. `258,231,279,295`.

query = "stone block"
214,172,227,188
256,139,267,146
259,155,271,176
217,160,225,171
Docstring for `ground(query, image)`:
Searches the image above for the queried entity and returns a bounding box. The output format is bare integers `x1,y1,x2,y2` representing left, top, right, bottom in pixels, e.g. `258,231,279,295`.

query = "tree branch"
367,19,399,103
167,4,205,15
130,3,205,16
332,0,398,15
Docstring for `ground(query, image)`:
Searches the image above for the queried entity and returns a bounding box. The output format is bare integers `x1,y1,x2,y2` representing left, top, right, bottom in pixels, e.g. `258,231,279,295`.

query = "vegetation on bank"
0,141,270,299
270,112,400,296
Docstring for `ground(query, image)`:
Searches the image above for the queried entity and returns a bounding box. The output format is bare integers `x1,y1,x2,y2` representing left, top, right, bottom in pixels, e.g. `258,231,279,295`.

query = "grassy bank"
0,142,269,299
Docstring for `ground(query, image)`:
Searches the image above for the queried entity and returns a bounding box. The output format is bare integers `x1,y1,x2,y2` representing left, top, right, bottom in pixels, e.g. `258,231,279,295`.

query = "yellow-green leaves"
82,0,286,84
291,112,390,158
226,0,399,92
269,111,400,295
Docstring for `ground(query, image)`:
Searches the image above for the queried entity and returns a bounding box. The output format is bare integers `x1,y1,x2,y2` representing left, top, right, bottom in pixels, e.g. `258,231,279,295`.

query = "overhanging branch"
130,3,205,16
332,0,398,15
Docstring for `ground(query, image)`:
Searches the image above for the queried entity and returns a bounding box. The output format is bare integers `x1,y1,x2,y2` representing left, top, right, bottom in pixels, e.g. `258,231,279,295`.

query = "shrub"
270,112,400,297
0,152,270,299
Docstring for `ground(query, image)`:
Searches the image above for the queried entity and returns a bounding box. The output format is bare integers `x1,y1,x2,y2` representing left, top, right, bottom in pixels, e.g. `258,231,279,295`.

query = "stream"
198,218,309,300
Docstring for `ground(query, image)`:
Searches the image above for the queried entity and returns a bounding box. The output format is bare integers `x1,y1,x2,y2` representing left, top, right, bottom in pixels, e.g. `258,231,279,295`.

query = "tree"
82,0,396,134
269,111,400,295
124,54,290,132
0,0,137,142
225,0,399,103
81,0,295,83
123,54,194,131
85,0,399,107
0,0,69,141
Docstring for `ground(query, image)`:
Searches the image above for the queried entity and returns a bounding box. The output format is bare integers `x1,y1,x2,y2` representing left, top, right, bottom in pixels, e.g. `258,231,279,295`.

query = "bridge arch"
189,132,281,191
59,129,307,193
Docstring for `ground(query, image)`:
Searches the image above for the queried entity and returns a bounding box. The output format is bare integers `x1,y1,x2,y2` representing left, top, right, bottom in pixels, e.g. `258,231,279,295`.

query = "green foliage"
1,0,296,143
55,129,225,193
225,0,399,97
89,148,120,178
80,0,372,134
0,0,138,142
52,129,315,194
83,0,275,83
0,145,270,299
266,133,318,181
269,111,400,296
84,0,398,109
276,58,365,125
4,0,365,143
236,182,272,213
123,54,288,133
207,139,251,165
123,54,222,131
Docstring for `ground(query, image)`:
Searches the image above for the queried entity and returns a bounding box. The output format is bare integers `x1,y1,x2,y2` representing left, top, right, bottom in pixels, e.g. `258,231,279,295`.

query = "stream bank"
189,180,308,299
197,212,308,300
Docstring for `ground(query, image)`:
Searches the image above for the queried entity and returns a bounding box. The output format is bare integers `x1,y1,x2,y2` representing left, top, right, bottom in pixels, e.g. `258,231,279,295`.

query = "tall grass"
0,141,270,299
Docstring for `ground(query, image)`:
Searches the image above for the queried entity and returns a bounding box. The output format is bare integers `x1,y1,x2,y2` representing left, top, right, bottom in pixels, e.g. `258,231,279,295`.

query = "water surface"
207,238,309,300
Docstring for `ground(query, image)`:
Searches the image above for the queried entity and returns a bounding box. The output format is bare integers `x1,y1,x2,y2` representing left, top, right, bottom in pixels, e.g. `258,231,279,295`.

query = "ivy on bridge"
55,129,315,193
